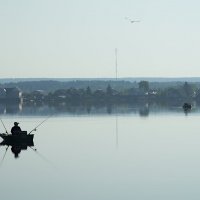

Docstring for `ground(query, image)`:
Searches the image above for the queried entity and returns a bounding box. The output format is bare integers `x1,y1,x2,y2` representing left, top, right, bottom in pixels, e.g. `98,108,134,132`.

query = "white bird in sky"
125,17,141,23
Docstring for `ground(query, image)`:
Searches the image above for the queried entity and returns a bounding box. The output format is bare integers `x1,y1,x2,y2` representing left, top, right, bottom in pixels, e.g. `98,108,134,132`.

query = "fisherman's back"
11,126,21,134
11,122,22,135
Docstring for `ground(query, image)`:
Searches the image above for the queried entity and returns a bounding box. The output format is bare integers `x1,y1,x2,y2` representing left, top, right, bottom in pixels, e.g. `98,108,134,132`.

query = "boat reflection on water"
0,116,56,173
0,134,55,169
0,133,34,159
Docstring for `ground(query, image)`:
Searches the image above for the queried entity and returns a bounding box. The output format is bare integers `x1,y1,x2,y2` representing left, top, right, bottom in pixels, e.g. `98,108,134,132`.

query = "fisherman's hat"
14,122,19,125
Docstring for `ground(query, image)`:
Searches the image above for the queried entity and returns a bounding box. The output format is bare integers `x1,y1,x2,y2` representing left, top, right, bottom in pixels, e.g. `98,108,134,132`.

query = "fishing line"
29,146,57,169
0,118,8,134
28,115,53,135
0,146,9,167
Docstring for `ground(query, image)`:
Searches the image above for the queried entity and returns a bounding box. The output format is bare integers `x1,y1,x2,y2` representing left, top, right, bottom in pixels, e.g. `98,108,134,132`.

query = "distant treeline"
21,81,200,106
2,80,200,92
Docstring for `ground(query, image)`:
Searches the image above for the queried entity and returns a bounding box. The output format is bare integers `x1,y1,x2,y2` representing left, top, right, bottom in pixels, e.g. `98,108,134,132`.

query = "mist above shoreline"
2,77,200,84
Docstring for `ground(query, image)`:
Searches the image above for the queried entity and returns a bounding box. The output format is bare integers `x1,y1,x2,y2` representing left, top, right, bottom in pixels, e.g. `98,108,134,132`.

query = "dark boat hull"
0,134,34,146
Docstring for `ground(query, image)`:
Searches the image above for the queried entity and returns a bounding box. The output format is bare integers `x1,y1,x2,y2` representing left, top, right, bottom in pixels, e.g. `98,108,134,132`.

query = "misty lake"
1,105,200,200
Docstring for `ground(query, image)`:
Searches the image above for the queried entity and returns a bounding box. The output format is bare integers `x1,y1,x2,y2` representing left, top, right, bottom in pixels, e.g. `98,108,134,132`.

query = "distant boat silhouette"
182,103,192,111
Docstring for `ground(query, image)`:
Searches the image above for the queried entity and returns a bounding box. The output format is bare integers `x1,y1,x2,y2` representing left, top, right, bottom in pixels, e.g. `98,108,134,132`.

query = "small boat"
0,118,49,159
0,132,34,159
0,131,34,146
182,103,192,110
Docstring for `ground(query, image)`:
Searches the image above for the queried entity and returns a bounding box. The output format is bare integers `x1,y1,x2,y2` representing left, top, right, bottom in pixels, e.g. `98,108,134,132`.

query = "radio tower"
115,48,119,149
115,48,118,80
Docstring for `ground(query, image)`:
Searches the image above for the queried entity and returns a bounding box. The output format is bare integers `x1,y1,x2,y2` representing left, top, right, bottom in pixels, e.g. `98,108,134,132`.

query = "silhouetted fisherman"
11,122,22,135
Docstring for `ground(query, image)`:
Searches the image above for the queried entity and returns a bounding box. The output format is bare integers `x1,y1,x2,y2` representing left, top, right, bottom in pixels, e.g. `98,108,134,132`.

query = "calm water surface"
0,110,200,200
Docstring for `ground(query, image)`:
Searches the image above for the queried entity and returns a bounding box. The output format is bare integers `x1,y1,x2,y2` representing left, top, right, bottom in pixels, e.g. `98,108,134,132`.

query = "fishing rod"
29,146,56,169
0,118,8,135
28,115,53,135
0,146,9,167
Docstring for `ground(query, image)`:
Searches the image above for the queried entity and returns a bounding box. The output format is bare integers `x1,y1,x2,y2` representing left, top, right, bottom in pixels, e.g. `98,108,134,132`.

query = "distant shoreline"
2,77,200,83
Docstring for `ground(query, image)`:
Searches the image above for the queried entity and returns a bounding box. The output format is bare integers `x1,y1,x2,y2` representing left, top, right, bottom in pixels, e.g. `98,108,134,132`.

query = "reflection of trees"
5,103,20,114
86,105,91,114
106,104,112,114
139,106,149,117
0,104,5,114
0,101,199,116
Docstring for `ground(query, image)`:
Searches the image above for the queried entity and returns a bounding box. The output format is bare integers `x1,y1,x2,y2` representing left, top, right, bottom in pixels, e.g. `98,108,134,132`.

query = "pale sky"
1,0,200,78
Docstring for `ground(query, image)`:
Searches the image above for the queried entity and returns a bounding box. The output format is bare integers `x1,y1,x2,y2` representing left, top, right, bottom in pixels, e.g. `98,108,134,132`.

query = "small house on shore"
0,87,22,103
0,88,6,100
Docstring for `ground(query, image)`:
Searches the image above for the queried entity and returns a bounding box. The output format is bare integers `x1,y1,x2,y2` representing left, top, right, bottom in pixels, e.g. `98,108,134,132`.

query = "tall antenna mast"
115,48,118,80
115,48,119,149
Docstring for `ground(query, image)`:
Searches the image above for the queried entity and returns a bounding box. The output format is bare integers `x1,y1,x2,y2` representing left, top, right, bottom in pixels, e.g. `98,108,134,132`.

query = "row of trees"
22,81,200,106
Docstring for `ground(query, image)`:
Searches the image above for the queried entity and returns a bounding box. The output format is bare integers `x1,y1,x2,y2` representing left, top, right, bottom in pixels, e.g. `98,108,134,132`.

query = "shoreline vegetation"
18,81,200,106
1,80,200,107
1,80,200,115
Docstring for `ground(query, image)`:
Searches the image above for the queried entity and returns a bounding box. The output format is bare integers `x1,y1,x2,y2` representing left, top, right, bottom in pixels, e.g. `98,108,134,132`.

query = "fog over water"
0,105,200,200
0,102,199,116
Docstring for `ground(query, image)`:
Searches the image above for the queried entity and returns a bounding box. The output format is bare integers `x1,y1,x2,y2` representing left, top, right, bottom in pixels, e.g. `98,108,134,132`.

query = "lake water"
1,105,200,200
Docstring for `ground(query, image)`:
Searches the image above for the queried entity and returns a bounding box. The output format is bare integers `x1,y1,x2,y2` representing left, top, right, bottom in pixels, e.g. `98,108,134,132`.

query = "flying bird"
130,20,140,23
125,17,140,23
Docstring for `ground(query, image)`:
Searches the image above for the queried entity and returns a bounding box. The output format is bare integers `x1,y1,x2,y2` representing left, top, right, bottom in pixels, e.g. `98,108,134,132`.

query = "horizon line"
2,76,200,79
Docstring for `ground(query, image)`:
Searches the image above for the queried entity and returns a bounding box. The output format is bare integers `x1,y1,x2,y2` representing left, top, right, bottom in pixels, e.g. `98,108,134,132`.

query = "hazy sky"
1,0,200,78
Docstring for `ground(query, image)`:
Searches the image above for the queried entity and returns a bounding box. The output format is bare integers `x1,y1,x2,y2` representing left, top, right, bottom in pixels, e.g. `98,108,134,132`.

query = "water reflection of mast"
115,114,119,149
115,48,119,149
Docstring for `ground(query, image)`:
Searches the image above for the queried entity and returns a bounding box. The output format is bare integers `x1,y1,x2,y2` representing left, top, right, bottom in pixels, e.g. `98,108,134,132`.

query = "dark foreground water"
0,105,200,200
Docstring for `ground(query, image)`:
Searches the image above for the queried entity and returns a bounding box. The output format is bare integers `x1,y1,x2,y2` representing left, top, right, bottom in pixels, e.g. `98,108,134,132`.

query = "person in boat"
11,122,22,135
